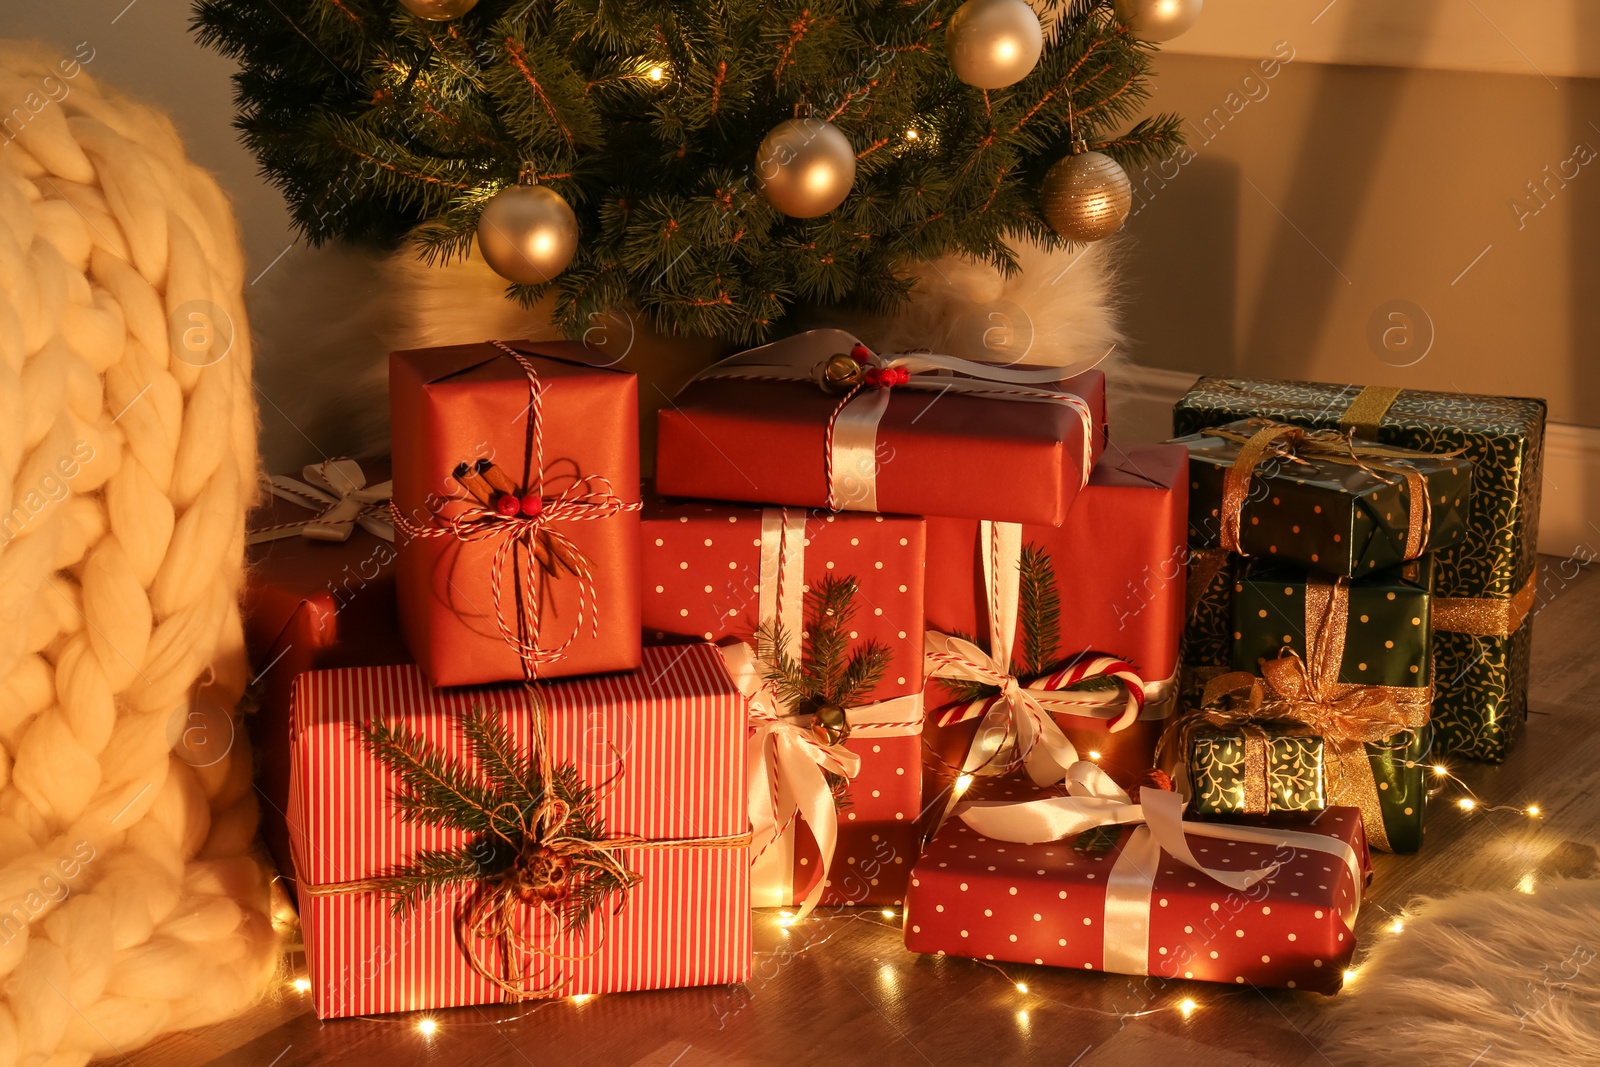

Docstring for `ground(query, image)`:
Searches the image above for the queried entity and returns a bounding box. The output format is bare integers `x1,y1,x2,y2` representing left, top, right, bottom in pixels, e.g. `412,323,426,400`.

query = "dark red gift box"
656,329,1107,526
641,491,926,702
243,457,408,882
904,783,1370,993
390,341,642,686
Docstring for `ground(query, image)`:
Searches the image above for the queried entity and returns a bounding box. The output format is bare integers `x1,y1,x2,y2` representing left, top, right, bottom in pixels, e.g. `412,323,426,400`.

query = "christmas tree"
193,0,1183,342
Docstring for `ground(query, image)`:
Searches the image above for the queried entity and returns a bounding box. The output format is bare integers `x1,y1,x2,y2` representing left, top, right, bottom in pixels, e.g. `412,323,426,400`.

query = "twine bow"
249,458,394,544
1205,419,1459,563
926,521,1146,790
685,329,1096,512
390,342,641,680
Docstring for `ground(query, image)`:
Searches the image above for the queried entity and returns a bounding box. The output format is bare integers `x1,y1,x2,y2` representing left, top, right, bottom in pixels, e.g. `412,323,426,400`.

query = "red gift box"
904,779,1369,993
920,443,1188,792
288,644,750,1019
656,329,1107,526
641,492,926,702
390,341,641,686
243,458,408,881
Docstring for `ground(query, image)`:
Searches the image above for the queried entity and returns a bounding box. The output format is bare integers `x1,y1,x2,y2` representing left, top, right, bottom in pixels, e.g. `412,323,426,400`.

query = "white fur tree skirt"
0,41,275,1065
251,235,1129,472
1330,878,1600,1066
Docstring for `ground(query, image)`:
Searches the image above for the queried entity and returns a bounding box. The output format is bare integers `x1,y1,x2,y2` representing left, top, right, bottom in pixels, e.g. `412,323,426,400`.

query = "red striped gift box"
287,643,751,1019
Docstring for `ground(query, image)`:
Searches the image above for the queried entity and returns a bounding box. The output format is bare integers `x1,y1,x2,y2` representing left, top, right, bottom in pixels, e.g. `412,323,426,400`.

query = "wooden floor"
135,557,1600,1067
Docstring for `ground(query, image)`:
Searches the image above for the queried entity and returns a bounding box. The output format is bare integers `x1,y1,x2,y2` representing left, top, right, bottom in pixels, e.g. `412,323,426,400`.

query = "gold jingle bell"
811,703,851,747
816,353,865,393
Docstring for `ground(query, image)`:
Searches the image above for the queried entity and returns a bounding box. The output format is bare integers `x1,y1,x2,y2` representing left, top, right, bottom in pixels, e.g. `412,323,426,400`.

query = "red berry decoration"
494,492,521,516
520,493,544,519
849,342,873,363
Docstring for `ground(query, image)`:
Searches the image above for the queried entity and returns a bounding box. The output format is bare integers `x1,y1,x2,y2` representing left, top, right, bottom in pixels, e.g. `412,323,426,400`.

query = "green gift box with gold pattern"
1175,378,1545,762
1189,725,1326,814
1180,713,1430,854
1174,418,1473,578
1206,559,1434,853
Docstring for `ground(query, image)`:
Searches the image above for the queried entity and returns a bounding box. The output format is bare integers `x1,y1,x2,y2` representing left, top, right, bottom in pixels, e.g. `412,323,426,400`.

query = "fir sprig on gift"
939,543,1119,705
756,575,892,800
757,575,892,714
360,707,638,932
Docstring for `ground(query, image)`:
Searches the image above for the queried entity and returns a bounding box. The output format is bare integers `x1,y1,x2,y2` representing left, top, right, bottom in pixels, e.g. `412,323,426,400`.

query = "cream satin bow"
960,761,1280,893
250,458,394,544
926,521,1145,788
722,642,860,922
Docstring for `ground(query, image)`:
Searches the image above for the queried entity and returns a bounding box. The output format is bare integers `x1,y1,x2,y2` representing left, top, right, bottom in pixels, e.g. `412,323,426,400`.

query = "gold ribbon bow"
1205,419,1457,563
249,458,394,544
391,342,641,680
1187,575,1430,851
684,329,1097,512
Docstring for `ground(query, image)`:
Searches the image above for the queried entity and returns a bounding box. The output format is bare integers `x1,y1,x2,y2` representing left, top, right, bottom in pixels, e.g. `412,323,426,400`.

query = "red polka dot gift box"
287,644,750,1020
656,329,1107,526
642,493,929,910
902,771,1371,995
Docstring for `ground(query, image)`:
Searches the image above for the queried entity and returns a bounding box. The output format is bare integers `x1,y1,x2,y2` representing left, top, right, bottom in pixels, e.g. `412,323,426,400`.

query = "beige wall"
1121,36,1600,428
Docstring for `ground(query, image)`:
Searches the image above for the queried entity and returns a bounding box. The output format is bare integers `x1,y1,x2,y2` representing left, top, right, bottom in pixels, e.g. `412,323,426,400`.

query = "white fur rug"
1329,878,1600,1066
251,236,1128,471
0,40,275,1065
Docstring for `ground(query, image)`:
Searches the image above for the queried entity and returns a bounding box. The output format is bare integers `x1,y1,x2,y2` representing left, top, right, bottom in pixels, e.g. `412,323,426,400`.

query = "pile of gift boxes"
244,331,1545,1018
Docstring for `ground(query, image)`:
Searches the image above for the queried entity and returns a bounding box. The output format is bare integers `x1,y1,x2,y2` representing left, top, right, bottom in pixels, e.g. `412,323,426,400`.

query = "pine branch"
361,718,498,834
1018,542,1062,678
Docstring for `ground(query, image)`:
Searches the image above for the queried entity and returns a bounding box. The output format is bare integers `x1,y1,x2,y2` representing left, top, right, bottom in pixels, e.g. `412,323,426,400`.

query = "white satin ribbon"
958,761,1363,974
925,521,1145,789
685,329,1096,512
723,641,922,918
249,458,394,544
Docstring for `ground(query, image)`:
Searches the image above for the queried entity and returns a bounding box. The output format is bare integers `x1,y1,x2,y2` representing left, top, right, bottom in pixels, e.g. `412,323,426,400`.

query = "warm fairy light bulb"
954,774,974,796
1088,750,1103,760
1343,968,1358,982
290,977,310,993
1458,797,1476,811
905,128,919,140
1527,805,1540,816
1389,919,1405,933
1432,764,1448,775
647,64,666,82
417,1017,438,1037
1518,872,1536,894
1015,982,1028,994
881,909,897,919
571,993,594,1004
1178,997,1197,1018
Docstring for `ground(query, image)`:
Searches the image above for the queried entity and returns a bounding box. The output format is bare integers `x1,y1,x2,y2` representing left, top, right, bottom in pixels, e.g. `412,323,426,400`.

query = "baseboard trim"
1113,365,1600,560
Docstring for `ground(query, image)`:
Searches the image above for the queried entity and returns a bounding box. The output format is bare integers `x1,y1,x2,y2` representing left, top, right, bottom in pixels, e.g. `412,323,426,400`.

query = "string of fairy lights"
266,752,1544,1042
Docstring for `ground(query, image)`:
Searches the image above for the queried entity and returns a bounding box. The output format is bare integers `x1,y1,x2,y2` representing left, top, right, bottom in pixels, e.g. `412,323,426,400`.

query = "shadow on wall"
1119,155,1240,382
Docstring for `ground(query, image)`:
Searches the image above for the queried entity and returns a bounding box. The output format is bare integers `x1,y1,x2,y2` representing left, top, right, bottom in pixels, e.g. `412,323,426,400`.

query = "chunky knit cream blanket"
0,41,274,1065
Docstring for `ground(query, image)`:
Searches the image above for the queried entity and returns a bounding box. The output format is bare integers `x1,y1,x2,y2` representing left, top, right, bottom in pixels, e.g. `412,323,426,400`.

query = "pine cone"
1133,768,1174,803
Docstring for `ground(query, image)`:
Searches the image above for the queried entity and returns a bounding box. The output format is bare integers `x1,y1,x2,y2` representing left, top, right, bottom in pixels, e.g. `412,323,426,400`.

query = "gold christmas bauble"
946,0,1044,89
1040,149,1132,242
1114,0,1203,42
755,118,857,219
399,0,479,20
476,176,579,284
